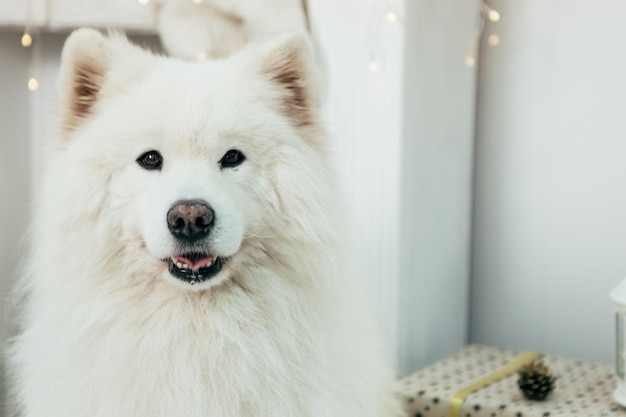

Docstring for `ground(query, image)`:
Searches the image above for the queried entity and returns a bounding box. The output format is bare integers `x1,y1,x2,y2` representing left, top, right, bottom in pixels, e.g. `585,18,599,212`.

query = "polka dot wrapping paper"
397,345,626,417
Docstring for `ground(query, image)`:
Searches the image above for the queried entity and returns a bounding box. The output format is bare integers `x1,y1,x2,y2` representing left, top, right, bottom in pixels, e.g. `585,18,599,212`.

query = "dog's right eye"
220,149,246,169
137,150,163,170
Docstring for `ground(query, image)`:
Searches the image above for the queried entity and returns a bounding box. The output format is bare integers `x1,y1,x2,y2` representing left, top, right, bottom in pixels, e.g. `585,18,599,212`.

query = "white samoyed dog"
6,29,401,417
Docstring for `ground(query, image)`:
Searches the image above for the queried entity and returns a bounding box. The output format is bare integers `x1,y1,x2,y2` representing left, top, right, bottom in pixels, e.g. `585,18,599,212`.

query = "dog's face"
55,30,325,291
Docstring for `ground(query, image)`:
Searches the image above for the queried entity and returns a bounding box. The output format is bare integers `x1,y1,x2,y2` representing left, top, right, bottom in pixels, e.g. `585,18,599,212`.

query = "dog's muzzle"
165,200,226,285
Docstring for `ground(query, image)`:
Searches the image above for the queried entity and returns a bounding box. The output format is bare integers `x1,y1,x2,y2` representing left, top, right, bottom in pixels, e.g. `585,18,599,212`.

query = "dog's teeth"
183,263,189,269
176,262,183,269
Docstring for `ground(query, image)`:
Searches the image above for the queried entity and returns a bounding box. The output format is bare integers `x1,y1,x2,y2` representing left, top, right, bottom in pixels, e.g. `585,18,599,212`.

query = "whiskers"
243,231,277,239
244,218,276,239
120,230,149,247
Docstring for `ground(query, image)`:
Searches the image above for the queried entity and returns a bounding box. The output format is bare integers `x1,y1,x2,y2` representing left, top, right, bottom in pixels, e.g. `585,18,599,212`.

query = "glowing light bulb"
21,33,32,47
488,9,500,22
386,12,397,23
465,56,476,67
28,78,39,91
138,0,149,5
369,61,379,72
488,34,500,46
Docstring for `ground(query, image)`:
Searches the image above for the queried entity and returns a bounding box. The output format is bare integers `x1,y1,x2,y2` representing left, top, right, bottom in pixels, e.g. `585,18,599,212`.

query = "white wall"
308,0,405,367
471,0,626,363
398,0,479,373
309,0,480,374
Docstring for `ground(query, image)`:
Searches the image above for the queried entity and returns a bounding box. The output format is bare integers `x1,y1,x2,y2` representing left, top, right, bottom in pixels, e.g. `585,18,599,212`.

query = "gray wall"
0,32,32,413
0,31,31,336
471,0,626,363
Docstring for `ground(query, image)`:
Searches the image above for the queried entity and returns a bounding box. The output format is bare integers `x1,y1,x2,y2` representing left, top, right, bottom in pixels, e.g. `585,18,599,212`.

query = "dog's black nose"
167,200,214,241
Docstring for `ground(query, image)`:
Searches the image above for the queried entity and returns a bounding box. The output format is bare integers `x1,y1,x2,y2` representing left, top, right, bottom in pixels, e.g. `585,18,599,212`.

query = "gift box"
397,345,626,417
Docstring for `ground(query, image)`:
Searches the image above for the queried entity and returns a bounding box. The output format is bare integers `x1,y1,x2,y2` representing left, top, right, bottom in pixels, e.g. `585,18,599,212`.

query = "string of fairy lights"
367,0,501,72
20,0,41,91
465,2,501,68
367,0,401,73
19,0,500,90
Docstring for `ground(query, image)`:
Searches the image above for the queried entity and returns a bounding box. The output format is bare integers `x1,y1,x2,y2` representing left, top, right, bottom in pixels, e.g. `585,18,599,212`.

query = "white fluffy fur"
6,30,401,417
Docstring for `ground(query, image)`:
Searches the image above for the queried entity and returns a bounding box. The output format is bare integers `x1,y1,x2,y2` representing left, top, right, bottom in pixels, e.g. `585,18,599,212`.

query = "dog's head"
54,29,332,291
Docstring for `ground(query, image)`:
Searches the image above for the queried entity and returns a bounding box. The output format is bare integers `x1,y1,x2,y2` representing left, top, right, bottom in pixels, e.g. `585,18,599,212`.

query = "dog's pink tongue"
173,255,216,270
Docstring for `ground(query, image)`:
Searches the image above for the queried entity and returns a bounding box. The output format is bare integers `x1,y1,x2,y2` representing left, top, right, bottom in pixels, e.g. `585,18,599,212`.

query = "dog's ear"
58,29,150,139
257,35,319,128
58,29,111,137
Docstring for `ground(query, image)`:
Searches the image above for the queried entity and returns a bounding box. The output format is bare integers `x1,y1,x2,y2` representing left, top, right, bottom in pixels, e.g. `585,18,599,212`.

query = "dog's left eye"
220,149,245,169
137,150,163,170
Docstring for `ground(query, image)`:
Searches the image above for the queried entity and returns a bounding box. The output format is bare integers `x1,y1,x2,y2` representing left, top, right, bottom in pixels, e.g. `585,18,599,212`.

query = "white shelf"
0,0,157,33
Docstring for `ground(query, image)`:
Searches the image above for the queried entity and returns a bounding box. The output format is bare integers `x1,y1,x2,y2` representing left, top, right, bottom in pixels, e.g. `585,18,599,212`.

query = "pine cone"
517,360,556,401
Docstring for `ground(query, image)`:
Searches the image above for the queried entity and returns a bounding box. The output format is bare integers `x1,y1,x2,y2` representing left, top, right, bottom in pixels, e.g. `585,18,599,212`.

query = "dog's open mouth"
167,252,225,285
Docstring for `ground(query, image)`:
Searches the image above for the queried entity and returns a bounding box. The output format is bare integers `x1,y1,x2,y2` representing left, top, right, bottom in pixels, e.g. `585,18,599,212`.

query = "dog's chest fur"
16,271,366,417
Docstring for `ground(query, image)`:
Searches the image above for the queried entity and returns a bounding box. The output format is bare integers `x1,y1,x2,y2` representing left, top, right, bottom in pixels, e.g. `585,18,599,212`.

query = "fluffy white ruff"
6,30,401,417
